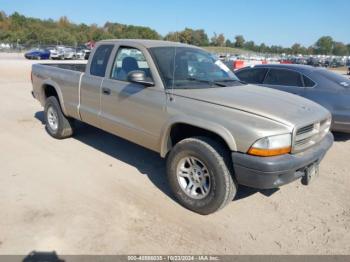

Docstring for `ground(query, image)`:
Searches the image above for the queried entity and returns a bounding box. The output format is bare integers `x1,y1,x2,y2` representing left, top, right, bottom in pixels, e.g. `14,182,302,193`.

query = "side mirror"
127,70,154,87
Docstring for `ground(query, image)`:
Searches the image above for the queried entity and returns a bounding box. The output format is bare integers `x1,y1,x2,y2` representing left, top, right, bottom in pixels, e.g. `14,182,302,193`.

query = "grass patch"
202,46,256,55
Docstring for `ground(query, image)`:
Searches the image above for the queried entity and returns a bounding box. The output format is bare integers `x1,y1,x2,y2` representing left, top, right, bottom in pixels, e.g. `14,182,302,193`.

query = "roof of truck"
99,39,200,49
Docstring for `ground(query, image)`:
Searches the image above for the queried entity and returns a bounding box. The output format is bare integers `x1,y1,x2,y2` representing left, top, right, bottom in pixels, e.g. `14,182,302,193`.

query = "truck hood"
172,84,330,128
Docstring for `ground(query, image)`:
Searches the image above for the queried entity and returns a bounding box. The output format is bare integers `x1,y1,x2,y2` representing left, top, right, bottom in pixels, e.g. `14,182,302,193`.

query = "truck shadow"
35,111,173,201
23,251,64,262
34,111,278,203
234,186,279,201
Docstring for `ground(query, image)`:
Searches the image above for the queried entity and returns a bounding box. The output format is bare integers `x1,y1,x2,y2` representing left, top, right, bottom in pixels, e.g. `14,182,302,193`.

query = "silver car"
236,64,350,133
62,48,77,60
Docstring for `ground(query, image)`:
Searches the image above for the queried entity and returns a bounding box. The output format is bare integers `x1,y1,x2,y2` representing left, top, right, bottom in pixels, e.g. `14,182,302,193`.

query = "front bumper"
232,132,334,189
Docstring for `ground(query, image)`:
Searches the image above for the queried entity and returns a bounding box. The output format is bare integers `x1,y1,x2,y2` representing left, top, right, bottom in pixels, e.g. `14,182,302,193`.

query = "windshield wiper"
186,77,227,87
215,79,247,85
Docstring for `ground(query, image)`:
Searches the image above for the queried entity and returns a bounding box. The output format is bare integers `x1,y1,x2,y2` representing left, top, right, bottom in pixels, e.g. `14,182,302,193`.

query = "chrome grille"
296,124,314,136
293,118,331,152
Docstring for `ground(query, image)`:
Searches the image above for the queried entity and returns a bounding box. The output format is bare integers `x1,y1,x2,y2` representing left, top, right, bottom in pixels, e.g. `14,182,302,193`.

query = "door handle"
102,87,111,95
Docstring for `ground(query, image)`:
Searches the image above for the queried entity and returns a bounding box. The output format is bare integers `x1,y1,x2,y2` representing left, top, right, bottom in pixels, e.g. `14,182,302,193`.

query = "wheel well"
43,84,58,101
169,123,230,152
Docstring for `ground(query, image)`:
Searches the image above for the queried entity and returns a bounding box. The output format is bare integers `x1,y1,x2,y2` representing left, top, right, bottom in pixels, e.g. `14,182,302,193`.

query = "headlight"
248,134,292,157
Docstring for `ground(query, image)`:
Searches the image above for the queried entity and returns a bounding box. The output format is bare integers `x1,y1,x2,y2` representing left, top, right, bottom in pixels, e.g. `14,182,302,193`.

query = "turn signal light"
248,146,291,157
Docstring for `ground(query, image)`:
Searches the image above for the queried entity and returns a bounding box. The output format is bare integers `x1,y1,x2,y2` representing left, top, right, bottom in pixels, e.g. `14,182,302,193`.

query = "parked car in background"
236,64,350,133
24,49,51,60
307,57,323,67
50,46,65,60
47,46,57,56
0,42,11,50
62,48,76,59
291,57,308,65
84,49,91,60
75,48,86,59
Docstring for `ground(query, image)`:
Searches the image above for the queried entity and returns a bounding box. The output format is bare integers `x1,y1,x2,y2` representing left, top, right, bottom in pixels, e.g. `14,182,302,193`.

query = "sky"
0,0,349,47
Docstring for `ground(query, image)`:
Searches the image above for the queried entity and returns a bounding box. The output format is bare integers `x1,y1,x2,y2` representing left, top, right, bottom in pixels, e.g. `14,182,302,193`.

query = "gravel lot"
0,53,349,255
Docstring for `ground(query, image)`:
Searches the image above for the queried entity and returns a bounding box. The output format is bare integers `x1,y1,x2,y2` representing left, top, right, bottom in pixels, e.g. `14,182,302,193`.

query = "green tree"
0,10,6,21
179,28,193,44
225,39,233,48
333,42,348,56
307,46,315,55
270,45,284,54
234,35,245,48
192,29,209,46
258,43,268,53
210,32,218,46
244,41,256,51
216,33,225,47
291,43,304,54
164,28,208,46
58,16,70,28
164,32,179,42
315,36,334,55
101,22,160,40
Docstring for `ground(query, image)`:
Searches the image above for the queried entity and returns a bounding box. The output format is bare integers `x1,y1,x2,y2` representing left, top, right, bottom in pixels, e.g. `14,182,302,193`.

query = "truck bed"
41,63,86,72
32,62,87,120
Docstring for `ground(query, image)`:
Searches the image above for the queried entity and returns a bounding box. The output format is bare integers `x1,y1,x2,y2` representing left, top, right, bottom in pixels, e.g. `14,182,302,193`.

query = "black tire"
44,96,74,139
166,137,237,215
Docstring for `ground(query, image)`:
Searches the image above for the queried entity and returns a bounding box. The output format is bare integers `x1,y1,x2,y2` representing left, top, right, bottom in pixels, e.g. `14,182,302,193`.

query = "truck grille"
293,118,331,152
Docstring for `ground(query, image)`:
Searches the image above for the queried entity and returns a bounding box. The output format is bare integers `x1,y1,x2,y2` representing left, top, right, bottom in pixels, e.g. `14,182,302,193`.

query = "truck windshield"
150,46,240,89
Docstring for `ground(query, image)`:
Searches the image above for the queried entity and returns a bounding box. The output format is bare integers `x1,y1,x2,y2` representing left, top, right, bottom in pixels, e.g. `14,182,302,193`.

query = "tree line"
1,11,349,56
0,11,160,46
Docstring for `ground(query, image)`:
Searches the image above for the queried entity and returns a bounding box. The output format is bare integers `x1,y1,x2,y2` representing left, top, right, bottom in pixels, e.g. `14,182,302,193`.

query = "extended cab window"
90,45,113,77
111,47,152,81
264,69,303,87
236,68,268,84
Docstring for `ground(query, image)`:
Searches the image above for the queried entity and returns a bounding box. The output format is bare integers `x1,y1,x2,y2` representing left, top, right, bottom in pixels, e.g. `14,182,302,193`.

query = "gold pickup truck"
31,39,333,214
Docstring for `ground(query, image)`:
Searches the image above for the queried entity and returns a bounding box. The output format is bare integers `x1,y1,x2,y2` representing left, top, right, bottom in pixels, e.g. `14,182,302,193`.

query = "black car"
84,49,91,60
235,64,350,133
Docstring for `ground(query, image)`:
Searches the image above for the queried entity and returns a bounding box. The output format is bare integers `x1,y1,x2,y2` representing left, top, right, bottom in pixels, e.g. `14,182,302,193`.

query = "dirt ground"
0,53,349,255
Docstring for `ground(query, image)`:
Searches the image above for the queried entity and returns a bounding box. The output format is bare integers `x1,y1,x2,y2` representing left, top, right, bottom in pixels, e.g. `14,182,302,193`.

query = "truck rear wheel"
44,96,74,139
166,137,237,215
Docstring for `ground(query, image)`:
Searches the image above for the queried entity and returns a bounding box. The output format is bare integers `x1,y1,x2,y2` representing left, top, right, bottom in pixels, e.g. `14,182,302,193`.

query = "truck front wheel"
166,137,237,215
44,96,74,139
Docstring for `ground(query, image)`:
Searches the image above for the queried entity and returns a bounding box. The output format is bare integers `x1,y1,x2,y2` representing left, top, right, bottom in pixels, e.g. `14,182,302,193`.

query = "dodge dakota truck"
31,40,333,215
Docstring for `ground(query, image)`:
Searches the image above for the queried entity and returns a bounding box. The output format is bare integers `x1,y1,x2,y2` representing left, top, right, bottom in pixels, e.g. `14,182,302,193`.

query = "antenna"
170,45,177,102
169,19,180,102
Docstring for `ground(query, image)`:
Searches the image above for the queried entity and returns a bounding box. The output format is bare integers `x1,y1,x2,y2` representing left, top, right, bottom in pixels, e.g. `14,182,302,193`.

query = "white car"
50,46,65,60
62,48,77,60
75,49,89,60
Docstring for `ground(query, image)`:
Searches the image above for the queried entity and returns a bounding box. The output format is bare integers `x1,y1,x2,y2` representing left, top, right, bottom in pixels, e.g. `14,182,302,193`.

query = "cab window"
111,47,152,81
90,45,114,77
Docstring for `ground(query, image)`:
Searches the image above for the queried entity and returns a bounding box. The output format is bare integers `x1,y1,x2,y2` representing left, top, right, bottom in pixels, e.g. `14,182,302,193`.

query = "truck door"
80,44,114,126
100,45,167,152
